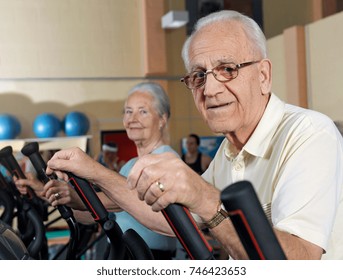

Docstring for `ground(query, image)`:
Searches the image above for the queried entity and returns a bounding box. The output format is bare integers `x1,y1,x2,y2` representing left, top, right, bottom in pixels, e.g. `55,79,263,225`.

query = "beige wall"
0,0,143,78
263,0,314,38
306,11,343,121
268,10,343,123
267,34,287,101
0,0,147,155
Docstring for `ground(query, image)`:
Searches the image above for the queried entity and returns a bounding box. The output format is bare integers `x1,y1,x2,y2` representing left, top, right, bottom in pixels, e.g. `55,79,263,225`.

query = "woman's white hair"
181,10,267,71
127,81,170,120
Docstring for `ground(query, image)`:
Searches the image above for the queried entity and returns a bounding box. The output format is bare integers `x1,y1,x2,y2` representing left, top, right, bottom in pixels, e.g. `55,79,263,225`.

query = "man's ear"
259,59,272,95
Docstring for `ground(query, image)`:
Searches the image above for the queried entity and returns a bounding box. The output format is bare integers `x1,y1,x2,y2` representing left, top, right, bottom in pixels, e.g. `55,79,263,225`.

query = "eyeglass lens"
186,63,238,89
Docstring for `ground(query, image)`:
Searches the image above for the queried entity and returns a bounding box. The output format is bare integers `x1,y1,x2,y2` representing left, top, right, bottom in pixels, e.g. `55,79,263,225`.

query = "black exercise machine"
0,146,47,259
221,180,286,260
162,204,215,259
0,143,286,260
21,142,80,260
0,219,33,260
21,141,154,260
0,182,15,226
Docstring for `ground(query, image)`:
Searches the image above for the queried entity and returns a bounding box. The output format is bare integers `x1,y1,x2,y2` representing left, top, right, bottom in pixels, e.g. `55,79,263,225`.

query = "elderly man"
46,11,343,260
128,10,343,260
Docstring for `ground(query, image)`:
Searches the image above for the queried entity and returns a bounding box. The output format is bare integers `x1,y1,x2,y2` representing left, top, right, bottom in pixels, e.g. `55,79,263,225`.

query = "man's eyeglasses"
180,61,260,90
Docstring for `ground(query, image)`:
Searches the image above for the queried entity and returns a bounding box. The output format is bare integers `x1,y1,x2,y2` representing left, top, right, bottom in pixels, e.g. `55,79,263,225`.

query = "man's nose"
203,71,223,96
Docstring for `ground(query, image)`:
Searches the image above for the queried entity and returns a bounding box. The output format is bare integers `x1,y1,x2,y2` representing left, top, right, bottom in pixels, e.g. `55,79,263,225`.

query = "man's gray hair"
181,10,267,71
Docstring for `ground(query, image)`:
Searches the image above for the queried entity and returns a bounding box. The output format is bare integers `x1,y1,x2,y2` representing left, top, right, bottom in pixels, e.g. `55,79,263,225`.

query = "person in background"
182,133,212,174
14,172,46,198
94,142,125,172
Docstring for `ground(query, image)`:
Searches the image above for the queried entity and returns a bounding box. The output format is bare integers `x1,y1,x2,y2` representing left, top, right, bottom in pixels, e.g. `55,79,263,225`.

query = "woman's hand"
13,172,45,198
42,179,85,210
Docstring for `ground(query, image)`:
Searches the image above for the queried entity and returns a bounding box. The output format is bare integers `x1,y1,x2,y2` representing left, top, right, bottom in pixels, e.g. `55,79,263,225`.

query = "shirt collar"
224,93,285,160
244,93,285,158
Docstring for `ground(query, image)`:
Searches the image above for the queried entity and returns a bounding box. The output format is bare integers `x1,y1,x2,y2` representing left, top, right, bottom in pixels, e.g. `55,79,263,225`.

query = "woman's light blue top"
111,145,178,251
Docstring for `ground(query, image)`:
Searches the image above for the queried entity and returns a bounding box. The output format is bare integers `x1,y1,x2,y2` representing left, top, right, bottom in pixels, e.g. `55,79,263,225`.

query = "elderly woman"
111,82,177,259
42,82,178,259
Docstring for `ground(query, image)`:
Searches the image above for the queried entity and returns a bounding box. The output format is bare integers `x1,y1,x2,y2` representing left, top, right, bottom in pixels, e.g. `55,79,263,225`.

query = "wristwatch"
203,204,229,229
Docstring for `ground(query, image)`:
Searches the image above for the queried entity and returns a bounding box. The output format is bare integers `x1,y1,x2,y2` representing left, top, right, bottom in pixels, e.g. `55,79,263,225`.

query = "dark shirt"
182,152,203,174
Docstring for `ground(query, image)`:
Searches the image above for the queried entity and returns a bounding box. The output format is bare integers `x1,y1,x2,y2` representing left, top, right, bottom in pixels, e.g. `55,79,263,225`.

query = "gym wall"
267,11,343,123
0,0,342,156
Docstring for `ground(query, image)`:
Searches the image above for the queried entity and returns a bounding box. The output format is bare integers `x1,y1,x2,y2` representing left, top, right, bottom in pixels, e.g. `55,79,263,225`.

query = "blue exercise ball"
33,113,61,138
0,114,21,140
63,111,90,136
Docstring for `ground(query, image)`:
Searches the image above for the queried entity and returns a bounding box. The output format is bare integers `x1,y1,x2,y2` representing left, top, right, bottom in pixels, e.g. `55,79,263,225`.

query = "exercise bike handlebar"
0,146,36,198
20,142,76,220
0,146,46,259
162,204,215,260
21,142,80,260
18,143,214,260
64,171,126,260
23,143,156,260
220,180,286,260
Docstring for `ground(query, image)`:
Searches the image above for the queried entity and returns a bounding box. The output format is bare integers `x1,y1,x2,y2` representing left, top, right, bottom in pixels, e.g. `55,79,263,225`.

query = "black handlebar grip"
220,180,286,260
0,146,27,179
65,172,109,224
21,142,74,220
20,144,106,222
64,172,126,260
0,146,36,199
21,142,57,182
20,142,103,222
162,204,215,260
